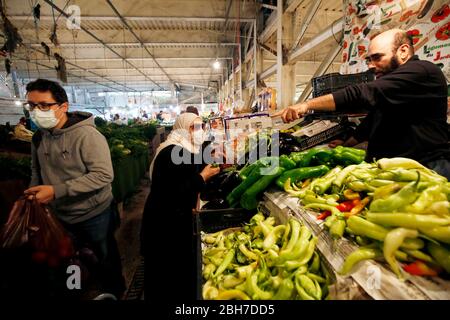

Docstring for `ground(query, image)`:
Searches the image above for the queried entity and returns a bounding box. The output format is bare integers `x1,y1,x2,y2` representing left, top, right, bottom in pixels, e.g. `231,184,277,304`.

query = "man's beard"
377,56,400,78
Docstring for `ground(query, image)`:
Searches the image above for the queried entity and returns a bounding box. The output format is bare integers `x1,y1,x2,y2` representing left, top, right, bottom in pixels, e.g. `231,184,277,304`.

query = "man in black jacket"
276,29,450,179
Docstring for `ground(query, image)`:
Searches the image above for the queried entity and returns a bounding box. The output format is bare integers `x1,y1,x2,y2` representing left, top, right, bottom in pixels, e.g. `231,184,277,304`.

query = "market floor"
115,176,150,300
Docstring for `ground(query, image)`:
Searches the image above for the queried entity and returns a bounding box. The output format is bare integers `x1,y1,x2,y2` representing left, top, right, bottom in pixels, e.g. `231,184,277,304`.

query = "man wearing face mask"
275,29,450,179
23,79,125,298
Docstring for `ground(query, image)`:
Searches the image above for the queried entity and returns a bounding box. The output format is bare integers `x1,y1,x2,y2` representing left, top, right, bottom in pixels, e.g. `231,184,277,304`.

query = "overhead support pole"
290,0,322,53
261,4,277,10
276,0,283,109
253,19,258,96
285,0,307,13
259,43,277,58
16,45,137,92
276,0,295,109
9,15,255,23
10,54,122,92
296,41,343,103
288,18,344,64
43,0,164,90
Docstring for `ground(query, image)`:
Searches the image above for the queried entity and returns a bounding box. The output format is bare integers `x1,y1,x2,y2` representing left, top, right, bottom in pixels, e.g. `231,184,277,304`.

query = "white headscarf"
149,112,202,179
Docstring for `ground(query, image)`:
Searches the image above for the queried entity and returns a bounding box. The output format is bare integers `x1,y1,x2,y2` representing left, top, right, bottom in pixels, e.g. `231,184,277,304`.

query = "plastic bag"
0,196,74,267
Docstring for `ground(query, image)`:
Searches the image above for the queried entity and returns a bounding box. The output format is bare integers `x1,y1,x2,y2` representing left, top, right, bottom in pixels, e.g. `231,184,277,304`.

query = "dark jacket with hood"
30,111,114,224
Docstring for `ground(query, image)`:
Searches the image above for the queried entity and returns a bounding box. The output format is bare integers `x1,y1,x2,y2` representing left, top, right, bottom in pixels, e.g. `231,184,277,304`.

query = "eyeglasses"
365,53,385,64
23,101,60,111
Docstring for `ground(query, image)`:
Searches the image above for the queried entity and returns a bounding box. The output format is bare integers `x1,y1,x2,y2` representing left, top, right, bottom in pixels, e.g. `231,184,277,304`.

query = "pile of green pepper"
226,146,366,210
281,156,450,279
201,213,333,300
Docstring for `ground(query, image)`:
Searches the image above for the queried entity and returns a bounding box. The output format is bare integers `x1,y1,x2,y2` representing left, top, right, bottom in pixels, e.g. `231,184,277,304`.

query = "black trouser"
63,202,125,298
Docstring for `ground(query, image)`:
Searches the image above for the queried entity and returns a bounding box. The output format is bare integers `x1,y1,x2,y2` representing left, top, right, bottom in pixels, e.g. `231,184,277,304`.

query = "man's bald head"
367,29,415,78
371,29,414,56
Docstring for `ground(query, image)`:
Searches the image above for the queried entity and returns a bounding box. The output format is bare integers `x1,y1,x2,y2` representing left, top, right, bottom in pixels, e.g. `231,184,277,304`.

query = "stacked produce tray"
312,71,375,98
290,117,351,151
193,208,256,299
263,190,450,300
194,206,339,300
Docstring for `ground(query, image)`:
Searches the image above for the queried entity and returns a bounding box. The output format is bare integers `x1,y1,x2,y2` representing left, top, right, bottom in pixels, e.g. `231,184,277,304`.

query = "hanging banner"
340,0,450,81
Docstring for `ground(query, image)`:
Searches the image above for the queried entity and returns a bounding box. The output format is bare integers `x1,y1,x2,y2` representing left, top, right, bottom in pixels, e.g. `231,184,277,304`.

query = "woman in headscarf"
141,113,220,301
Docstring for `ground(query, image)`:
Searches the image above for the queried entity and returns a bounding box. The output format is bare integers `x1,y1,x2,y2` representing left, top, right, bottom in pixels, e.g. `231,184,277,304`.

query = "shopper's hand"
24,185,55,204
272,103,309,123
328,139,344,148
200,164,220,182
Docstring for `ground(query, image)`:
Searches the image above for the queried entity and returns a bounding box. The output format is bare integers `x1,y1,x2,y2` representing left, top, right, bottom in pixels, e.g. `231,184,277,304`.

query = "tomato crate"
312,71,375,98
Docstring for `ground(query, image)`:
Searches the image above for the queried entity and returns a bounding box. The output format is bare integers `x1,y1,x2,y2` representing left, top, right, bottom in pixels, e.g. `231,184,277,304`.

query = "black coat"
141,144,205,301
333,55,449,163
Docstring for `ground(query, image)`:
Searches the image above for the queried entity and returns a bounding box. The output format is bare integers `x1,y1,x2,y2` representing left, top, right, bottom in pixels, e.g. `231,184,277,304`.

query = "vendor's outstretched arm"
273,94,336,123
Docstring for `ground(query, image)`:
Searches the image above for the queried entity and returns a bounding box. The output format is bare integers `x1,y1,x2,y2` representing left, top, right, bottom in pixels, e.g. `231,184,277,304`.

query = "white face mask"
193,129,206,146
30,108,60,129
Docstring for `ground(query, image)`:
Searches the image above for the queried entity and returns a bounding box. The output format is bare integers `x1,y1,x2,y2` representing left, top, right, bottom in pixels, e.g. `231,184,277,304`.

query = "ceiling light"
213,59,221,70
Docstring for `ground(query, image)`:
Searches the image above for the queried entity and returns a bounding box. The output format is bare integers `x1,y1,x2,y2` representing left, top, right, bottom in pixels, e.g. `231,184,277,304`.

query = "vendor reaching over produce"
275,29,450,179
22,79,125,298
141,112,220,300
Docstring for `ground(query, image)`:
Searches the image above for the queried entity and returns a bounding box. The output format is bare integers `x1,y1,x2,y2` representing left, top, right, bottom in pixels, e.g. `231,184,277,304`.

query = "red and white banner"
341,0,450,81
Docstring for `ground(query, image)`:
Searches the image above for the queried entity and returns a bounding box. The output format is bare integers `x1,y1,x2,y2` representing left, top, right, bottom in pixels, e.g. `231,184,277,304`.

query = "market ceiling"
1,0,344,103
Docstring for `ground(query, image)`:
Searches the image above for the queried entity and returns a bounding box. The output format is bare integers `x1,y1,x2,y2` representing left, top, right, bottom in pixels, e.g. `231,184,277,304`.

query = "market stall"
196,117,450,300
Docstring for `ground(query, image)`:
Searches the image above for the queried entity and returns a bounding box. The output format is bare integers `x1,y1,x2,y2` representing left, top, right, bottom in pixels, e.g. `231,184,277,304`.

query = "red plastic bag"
0,196,74,267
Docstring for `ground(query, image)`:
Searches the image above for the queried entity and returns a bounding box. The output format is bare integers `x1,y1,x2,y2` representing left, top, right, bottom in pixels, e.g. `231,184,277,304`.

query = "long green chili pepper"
263,225,286,250
402,249,434,264
247,271,273,300
309,251,320,274
329,219,346,239
213,248,235,278
333,164,358,188
369,173,420,212
383,228,419,279
427,242,450,273
340,247,382,275
272,278,295,300
296,274,320,300
366,212,450,229
419,225,450,244
312,166,342,195
347,216,425,249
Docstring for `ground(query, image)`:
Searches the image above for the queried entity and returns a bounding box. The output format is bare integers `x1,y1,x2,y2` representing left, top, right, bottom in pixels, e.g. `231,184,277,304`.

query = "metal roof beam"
24,42,239,48
43,0,165,90
9,15,255,23
288,18,344,64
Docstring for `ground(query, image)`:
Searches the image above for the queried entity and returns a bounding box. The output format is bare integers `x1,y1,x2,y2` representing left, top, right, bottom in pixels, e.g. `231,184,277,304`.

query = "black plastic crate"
312,71,375,98
193,208,256,300
294,118,351,151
